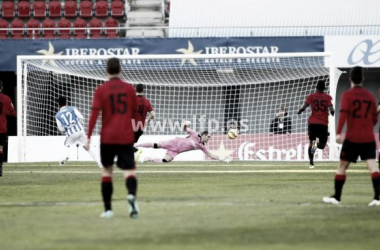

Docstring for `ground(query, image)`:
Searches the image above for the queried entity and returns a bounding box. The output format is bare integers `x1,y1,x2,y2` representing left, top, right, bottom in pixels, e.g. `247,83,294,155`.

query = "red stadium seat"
2,1,15,19
18,1,31,18
105,17,118,37
73,18,87,37
80,1,93,18
58,18,71,37
42,18,55,37
26,18,40,38
0,19,8,38
89,18,102,37
74,34,86,39
49,1,62,18
95,1,108,17
90,34,103,39
111,0,124,18
59,34,71,39
42,34,55,39
11,18,24,37
64,1,78,18
33,1,47,19
12,35,24,40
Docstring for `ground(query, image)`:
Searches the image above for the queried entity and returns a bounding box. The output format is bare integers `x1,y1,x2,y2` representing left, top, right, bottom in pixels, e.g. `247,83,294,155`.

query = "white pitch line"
6,169,369,174
0,200,368,208
5,164,344,168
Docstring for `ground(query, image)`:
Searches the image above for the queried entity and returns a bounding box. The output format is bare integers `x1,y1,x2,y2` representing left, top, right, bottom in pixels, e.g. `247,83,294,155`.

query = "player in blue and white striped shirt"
55,96,102,168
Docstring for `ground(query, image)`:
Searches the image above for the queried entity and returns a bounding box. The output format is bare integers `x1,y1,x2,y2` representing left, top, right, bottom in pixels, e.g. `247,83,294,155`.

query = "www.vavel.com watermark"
132,114,250,133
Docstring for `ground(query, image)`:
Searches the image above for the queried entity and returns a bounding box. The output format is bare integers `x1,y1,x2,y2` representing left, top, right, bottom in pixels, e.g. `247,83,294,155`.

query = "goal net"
13,53,342,162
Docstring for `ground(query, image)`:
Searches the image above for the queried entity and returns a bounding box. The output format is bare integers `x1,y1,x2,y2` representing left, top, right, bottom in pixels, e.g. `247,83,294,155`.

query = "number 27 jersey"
305,92,333,125
339,86,377,143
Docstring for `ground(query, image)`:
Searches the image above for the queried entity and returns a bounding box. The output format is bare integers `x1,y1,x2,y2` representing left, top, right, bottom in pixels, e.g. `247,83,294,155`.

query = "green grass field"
1,161,379,250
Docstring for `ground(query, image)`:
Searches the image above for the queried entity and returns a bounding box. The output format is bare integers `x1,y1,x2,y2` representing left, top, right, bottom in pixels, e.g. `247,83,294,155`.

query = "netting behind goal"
16,53,342,162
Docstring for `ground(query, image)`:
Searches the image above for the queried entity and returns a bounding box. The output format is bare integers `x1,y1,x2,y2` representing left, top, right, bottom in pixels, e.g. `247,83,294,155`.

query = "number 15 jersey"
305,92,333,125
88,78,137,145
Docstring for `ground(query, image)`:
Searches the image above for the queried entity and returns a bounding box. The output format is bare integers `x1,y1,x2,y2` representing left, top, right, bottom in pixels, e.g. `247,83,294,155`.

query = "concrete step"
130,0,162,8
126,29,165,38
128,10,163,19
128,20,165,26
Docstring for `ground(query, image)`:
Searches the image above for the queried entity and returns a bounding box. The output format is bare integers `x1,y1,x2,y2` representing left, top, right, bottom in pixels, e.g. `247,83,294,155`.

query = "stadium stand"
0,0,164,39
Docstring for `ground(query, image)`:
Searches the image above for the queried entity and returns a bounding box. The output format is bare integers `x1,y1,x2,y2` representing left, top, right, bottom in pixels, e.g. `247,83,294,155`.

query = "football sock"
308,147,314,165
334,174,346,201
101,176,113,211
126,175,137,196
371,172,380,200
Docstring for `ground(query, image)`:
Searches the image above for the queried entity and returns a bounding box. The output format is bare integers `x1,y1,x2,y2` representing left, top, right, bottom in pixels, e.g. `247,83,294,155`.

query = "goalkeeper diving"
135,121,232,163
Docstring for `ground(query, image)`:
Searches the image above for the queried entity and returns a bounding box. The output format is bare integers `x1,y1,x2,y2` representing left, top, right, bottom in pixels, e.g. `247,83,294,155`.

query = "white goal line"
6,169,369,174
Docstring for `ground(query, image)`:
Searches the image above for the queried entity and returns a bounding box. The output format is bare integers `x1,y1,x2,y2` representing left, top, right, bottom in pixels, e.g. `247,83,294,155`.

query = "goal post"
13,53,342,163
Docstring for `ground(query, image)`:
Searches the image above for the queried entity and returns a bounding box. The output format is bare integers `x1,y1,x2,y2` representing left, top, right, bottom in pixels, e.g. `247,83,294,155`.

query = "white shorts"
64,131,87,147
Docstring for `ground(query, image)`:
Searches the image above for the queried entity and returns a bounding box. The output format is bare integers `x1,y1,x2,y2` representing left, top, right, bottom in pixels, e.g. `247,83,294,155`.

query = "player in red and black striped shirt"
0,80,16,177
133,83,155,161
323,66,379,206
85,58,139,218
298,80,335,169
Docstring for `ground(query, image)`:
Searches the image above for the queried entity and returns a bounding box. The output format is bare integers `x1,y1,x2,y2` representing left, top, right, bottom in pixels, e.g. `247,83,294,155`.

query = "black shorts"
340,140,376,163
0,133,6,147
308,124,328,145
134,130,144,143
100,144,135,170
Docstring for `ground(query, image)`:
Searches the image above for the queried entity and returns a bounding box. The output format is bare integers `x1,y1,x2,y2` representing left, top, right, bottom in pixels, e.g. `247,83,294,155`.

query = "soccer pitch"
1,161,379,250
